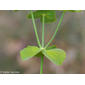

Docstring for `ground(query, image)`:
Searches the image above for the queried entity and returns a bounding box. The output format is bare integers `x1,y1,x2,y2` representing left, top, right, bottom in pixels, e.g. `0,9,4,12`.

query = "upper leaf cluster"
27,10,81,23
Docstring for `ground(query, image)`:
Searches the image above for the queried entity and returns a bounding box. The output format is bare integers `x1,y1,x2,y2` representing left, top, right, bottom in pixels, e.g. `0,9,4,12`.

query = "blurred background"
0,10,85,74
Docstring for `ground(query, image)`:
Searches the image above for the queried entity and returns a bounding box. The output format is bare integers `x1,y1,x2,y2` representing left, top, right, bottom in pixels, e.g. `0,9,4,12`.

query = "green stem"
31,10,41,48
40,55,44,74
45,12,65,48
42,15,45,47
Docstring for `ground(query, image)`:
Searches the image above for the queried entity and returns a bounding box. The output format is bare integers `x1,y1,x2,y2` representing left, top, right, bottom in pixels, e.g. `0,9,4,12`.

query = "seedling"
20,10,81,74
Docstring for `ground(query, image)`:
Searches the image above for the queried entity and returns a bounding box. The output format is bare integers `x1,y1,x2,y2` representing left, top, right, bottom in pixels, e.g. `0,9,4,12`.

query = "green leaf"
27,10,57,23
35,52,44,57
20,46,41,60
63,10,81,12
68,10,81,12
14,10,19,12
42,48,66,65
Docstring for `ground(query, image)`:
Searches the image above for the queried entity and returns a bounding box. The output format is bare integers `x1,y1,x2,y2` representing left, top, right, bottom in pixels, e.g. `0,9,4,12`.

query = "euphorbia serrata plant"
20,10,81,74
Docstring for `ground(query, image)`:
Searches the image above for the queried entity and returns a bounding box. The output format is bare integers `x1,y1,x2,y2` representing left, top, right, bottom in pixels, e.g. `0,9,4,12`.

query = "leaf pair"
20,45,66,65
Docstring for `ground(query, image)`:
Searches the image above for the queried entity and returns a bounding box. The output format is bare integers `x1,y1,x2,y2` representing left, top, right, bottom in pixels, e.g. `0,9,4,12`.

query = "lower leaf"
42,48,66,65
20,46,41,60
